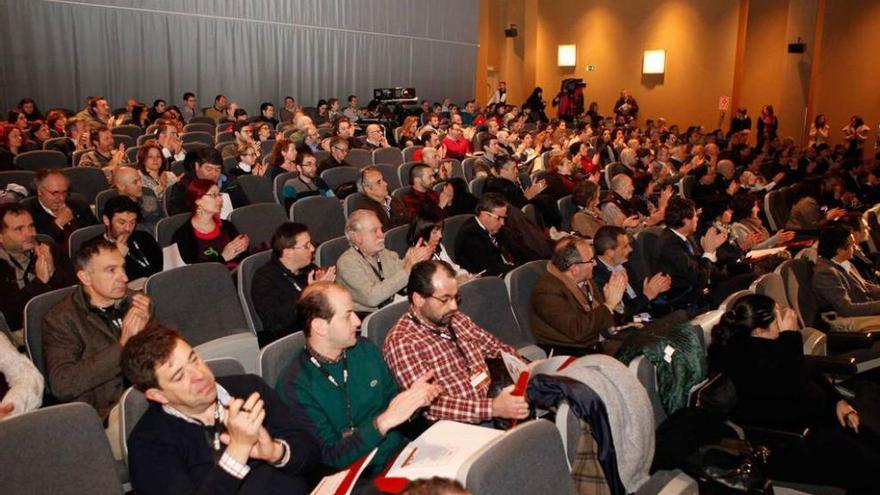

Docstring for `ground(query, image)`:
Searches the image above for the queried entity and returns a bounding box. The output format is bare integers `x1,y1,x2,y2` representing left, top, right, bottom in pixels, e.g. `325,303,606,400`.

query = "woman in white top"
406,210,473,282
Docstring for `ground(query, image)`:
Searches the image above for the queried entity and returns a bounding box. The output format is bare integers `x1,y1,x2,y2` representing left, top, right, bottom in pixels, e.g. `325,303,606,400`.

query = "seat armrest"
804,355,858,376
827,331,875,351
741,424,810,453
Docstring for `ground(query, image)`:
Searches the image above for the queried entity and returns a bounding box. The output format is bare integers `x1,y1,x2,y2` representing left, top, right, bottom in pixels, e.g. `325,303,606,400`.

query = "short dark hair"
90,125,111,145
260,102,273,113
102,195,141,223
297,282,342,336
400,477,468,495
214,94,226,104
0,203,30,232
593,225,626,257
121,322,183,391
271,222,310,258
730,192,758,223
551,236,588,271
183,92,195,100
193,146,223,168
407,260,455,302
572,180,600,209
817,225,853,259
476,192,507,214
74,237,117,271
152,99,165,108
410,163,431,184
347,95,357,103
664,197,697,229
491,154,516,175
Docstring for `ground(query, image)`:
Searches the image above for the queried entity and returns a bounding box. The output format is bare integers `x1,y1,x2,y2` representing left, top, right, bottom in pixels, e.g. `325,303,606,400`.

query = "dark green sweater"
277,338,406,473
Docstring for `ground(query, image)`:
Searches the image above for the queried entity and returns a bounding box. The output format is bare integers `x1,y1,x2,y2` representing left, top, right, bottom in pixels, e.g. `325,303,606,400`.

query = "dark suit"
353,195,409,231
483,176,561,228
0,242,76,330
453,217,515,276
24,196,96,244
84,230,163,281
812,256,880,317
592,259,652,318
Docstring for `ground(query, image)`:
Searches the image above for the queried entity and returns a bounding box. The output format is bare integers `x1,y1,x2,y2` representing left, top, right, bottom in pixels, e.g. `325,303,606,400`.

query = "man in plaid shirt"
383,260,530,424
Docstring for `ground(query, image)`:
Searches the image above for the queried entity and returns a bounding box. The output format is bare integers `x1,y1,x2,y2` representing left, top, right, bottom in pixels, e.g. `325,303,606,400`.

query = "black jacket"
171,219,249,267
592,260,652,319
652,228,715,309
251,258,313,346
128,374,321,495
0,242,76,330
454,217,515,276
82,230,163,281
24,196,97,244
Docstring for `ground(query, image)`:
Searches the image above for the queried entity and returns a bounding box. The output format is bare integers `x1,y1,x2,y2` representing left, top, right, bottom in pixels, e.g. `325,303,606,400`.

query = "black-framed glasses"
485,211,507,221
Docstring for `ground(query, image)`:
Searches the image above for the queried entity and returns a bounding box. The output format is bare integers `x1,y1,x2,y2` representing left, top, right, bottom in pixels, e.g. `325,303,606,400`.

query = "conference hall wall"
0,0,478,114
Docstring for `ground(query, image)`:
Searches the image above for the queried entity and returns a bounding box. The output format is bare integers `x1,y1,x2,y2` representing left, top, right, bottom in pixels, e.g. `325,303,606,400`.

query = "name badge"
469,369,490,390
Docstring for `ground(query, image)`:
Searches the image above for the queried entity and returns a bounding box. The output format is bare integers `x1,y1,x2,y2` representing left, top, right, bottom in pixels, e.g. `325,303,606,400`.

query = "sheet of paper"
745,246,787,259
220,192,233,220
310,448,377,495
501,351,528,382
162,243,187,271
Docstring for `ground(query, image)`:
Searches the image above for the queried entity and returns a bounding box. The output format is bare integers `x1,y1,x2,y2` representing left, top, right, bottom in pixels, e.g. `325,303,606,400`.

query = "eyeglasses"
40,187,68,196
333,146,349,153
243,153,256,157
203,192,222,198
429,293,461,305
292,241,314,250
485,211,507,221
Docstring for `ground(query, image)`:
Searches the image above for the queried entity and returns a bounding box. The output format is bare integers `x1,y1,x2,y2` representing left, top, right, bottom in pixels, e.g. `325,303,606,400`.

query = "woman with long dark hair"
709,294,879,492
755,105,778,151
406,210,470,279
523,87,548,124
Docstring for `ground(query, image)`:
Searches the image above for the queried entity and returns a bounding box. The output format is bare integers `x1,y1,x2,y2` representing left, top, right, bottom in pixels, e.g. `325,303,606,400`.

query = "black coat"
652,228,716,309
0,241,76,330
24,196,97,244
251,258,313,346
592,260,652,319
453,217,515,276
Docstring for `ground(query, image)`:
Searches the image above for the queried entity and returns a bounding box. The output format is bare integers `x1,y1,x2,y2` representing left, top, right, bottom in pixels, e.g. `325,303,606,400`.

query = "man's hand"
0,402,14,420
524,180,547,200
375,372,441,435
659,186,674,208
114,231,131,258
622,215,641,228
700,227,727,255
825,207,847,221
221,392,266,464
726,181,740,196
776,230,796,244
603,270,627,310
403,238,433,271
110,144,126,166
119,294,151,346
33,243,55,284
491,385,529,419
308,266,337,285
643,273,672,300
54,205,74,229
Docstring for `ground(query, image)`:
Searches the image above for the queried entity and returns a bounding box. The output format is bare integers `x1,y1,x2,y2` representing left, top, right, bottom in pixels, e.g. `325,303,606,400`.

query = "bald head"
113,166,143,199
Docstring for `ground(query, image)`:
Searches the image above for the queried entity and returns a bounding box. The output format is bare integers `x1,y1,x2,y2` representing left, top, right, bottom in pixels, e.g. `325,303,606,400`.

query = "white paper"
501,351,528,382
310,448,377,495
745,246,787,259
162,243,187,271
220,192,233,220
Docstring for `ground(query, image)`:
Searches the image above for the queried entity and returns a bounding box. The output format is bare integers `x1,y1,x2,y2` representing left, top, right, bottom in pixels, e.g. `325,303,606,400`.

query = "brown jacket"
42,287,148,420
528,262,615,350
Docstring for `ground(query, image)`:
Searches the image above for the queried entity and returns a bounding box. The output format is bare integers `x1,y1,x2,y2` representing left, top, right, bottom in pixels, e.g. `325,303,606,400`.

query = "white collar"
38,199,57,218
237,162,252,173
162,383,232,425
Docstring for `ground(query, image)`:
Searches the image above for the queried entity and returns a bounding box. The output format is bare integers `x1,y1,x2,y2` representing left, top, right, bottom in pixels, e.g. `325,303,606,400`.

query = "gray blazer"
336,247,408,312
812,256,880,317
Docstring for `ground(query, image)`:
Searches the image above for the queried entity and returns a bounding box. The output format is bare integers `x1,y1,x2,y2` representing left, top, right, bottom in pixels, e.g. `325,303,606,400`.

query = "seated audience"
441,123,472,160
98,196,162,281
336,209,431,313
570,180,610,238
785,177,847,232
600,173,664,230
354,166,410,230
137,140,178,201
277,282,440,474
709,294,878,491
168,147,248,216
267,138,297,179
26,169,97,244
251,222,335,346
402,164,454,218
454,193,518,276
121,323,320,494
282,150,334,208
813,225,880,328
42,238,152,456
363,123,388,150
384,260,530,424
0,203,76,331
592,226,671,320
79,125,127,179
407,210,471,278
229,142,265,177
156,120,185,163
729,192,796,251
113,166,163,230
0,331,43,420
317,136,352,174
171,179,250,268
529,236,623,355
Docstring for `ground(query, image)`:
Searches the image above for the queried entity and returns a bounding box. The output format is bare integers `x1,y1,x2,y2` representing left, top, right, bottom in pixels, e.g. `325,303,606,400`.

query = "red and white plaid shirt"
383,309,516,423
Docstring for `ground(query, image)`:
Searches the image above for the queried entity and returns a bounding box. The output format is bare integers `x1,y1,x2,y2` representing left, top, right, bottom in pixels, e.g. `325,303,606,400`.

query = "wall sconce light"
558,44,576,67
642,49,666,74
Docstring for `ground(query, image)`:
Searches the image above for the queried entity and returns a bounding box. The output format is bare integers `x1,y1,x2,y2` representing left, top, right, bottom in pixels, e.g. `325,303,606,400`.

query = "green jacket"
277,338,406,473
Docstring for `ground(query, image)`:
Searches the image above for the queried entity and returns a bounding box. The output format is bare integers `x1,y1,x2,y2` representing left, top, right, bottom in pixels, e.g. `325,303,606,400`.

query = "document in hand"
745,246,787,259
311,448,378,495
386,421,503,483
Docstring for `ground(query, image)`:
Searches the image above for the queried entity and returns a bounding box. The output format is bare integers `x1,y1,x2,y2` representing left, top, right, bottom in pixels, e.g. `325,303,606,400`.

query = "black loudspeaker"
504,25,518,38
787,42,806,53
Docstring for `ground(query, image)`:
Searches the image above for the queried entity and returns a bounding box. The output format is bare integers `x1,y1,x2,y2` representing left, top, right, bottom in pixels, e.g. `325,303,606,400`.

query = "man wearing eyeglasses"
26,169,97,244
454,193,517,276
384,260,530,424
530,236,627,356
318,136,353,174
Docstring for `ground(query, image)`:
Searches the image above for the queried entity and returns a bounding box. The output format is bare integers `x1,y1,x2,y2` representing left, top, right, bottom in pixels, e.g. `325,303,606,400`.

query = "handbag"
689,372,738,418
684,438,773,494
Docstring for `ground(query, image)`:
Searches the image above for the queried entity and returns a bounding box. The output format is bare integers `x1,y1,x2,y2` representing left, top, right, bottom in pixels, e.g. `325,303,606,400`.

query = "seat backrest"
110,125,144,141
14,150,68,171
136,134,157,147
346,148,373,169
521,203,538,225
391,185,412,203
398,161,420,187
402,145,423,163
181,131,213,147
68,224,105,258
125,146,140,164
24,285,76,386
183,123,214,134
111,134,135,149
0,170,37,195
155,212,191,248
320,166,359,190
458,276,531,347
461,157,479,182
751,271,790,309
258,331,305,388
229,203,287,251
629,356,668,426
720,289,753,312
145,262,251,346
234,174,274,204
465,419,577,495
778,258,819,327
361,299,409,350
273,171,296,205
343,191,364,218
441,214,473,263
237,250,273,334
468,176,486,197
557,195,575,232
632,226,665,281
504,260,548,339
63,166,109,205
372,147,403,166
94,188,119,218
384,223,410,259
0,403,124,495
290,196,345,245
765,188,788,231
373,163,401,191
315,235,350,267
680,174,697,199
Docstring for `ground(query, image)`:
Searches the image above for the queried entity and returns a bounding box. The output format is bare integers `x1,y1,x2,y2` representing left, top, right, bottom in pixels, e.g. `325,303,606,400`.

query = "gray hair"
356,166,381,194
551,236,589,272
345,209,378,242
610,173,632,193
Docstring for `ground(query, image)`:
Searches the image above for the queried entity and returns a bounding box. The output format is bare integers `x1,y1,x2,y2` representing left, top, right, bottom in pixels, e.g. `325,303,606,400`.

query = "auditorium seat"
557,195,575,232
290,196,345,245
320,166,359,190
258,331,305,389
373,163,401,191
154,212,190,248
273,171,296,205
383,223,410,259
14,150,67,171
67,224,105,258
402,145,423,163
237,250,272,334
361,299,409,350
24,286,77,395
372,146,403,166
398,161,420,187
441,213,473,263
63,166,108,205
229,203,287,251
504,260,548,339
315,235,350,268
346,148,373,169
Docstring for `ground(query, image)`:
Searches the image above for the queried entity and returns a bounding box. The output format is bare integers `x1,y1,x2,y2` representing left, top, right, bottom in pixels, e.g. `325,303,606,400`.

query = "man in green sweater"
277,282,439,474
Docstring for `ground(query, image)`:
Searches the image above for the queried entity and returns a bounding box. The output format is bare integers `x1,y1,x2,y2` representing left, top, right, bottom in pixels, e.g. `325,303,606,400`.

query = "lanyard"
355,246,384,281
280,266,304,292
408,313,473,371
128,239,151,269
308,351,355,433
